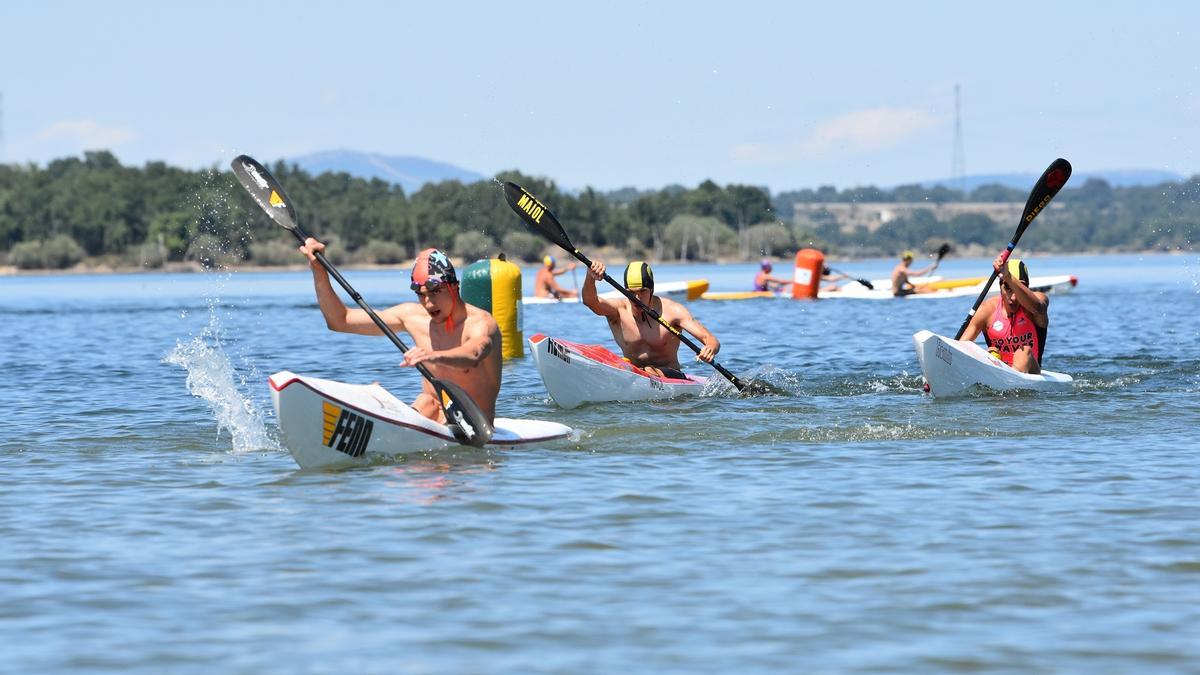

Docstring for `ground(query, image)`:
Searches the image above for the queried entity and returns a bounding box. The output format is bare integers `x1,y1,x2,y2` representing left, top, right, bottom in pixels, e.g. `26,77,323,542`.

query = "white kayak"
269,371,573,469
522,279,709,305
824,275,1077,300
912,330,1073,397
528,334,710,408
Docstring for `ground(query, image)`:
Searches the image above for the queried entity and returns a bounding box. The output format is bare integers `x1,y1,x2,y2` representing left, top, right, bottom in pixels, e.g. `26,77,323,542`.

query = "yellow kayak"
700,290,787,301
523,279,709,304
915,277,986,291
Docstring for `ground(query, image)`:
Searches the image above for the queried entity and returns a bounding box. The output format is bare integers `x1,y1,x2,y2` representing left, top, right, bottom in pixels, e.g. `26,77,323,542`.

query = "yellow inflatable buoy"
460,258,523,359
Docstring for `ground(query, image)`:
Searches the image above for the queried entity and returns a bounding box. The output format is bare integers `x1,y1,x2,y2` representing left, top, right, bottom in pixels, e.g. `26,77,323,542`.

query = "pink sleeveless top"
984,301,1045,365
753,271,769,292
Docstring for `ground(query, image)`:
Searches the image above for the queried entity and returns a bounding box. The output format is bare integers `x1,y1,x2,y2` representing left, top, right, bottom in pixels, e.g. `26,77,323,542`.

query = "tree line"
0,150,1195,270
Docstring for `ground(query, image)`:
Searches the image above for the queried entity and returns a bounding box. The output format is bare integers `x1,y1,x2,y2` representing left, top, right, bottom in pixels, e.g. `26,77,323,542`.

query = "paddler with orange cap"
534,255,578,299
582,258,721,379
297,239,501,422
959,255,1050,374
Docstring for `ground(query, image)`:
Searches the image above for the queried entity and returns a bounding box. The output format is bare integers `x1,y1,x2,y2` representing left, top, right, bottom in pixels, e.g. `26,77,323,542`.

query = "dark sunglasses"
410,278,448,292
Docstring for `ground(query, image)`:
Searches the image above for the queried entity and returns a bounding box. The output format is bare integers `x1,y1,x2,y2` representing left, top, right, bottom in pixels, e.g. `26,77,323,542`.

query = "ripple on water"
3,257,1200,672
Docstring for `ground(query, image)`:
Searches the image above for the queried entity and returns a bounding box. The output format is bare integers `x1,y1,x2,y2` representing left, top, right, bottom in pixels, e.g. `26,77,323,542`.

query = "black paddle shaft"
953,158,1071,339
825,265,873,290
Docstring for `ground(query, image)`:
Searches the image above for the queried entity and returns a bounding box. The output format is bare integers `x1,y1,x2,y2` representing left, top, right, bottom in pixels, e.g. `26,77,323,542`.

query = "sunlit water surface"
2,253,1198,673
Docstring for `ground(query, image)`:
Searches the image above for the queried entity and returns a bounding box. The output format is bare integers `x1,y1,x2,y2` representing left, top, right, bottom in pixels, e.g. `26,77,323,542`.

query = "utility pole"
951,84,966,194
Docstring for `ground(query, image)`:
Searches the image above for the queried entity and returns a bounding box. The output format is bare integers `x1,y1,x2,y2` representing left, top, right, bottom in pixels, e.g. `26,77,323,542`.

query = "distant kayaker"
820,265,851,292
583,259,721,379
959,256,1049,374
298,239,502,422
534,255,578,299
891,249,940,296
753,258,793,292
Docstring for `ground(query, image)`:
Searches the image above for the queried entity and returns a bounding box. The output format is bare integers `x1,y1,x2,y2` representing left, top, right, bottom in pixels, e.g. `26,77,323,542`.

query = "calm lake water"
2,253,1198,673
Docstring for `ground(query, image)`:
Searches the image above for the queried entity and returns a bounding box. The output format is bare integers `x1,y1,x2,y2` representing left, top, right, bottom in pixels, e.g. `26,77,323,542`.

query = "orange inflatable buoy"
792,248,825,299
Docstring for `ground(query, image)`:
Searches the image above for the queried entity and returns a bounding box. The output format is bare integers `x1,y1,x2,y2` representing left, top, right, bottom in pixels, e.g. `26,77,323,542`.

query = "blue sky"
2,1,1197,192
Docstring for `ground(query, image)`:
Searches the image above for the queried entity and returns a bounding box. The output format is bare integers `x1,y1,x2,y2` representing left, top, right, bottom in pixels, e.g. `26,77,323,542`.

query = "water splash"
165,285,278,454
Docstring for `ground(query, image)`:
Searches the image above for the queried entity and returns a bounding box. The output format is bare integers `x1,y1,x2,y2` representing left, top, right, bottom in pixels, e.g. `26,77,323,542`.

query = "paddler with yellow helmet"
891,249,941,296
582,259,721,379
533,255,578,299
959,255,1049,374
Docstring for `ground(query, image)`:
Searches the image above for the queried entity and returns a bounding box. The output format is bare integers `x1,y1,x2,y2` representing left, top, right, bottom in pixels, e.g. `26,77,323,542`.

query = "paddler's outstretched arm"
909,258,940,277
581,260,620,318
299,238,405,335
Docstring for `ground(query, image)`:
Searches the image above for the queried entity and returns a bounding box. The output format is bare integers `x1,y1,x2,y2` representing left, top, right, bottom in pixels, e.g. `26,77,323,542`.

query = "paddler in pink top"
753,258,793,292
959,255,1049,374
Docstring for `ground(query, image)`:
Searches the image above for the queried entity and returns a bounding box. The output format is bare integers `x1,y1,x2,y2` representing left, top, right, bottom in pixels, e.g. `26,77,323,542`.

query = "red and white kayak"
528,334,709,409
522,279,709,305
912,330,1073,397
269,371,573,469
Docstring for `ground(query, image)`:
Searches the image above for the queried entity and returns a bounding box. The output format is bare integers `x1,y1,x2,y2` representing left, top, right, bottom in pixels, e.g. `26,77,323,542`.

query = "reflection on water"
383,455,503,504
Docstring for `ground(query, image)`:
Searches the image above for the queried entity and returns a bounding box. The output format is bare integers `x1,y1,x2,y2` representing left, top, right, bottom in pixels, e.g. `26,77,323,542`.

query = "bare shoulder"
465,303,500,331
388,302,425,321
594,296,624,315
659,297,691,321
976,296,999,318
659,296,684,313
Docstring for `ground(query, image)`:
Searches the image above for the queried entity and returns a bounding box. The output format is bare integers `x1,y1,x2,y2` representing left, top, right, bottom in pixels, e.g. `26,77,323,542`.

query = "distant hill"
919,169,1186,191
288,149,485,194
285,151,1188,196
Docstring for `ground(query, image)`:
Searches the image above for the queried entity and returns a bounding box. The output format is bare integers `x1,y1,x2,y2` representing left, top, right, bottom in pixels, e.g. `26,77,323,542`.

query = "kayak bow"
912,330,1073,397
528,334,710,409
269,371,573,469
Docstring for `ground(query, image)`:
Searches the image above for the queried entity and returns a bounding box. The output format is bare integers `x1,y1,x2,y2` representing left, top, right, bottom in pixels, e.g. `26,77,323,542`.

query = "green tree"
661,215,735,261
452,231,497,262
744,222,793,257
970,183,1024,202
2,151,1196,268
947,213,1001,246
500,231,544,262
146,210,193,261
